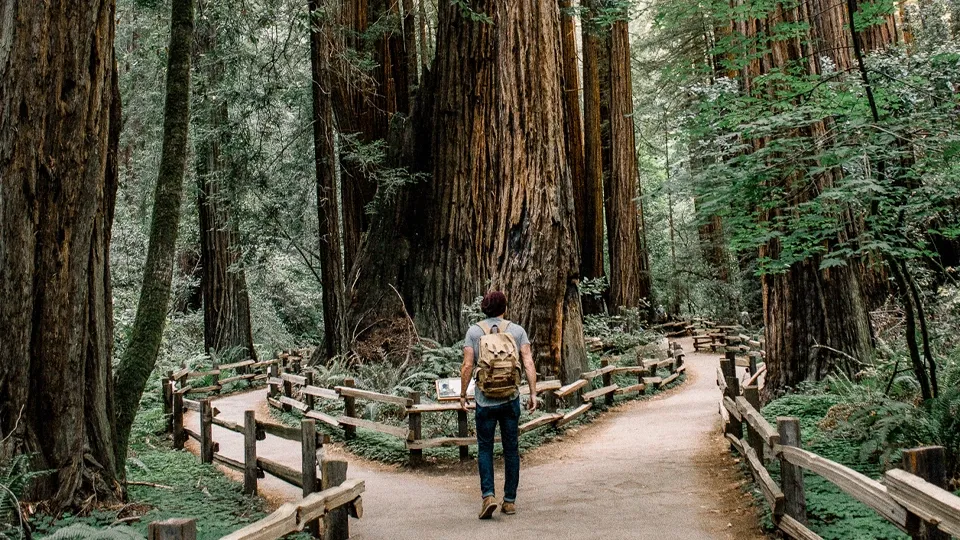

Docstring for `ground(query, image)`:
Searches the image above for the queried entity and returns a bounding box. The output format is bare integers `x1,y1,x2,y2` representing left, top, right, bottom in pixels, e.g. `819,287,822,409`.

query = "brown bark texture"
310,0,348,359
194,5,256,361
330,0,411,273
605,17,652,312
560,0,586,256
729,0,894,398
0,0,123,508
580,1,606,284
347,0,588,380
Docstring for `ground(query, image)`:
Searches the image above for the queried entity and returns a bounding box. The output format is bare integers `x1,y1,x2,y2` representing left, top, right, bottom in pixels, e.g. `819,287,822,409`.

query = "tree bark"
0,0,123,509
347,0,589,380
560,0,586,257
605,15,652,313
331,0,411,273
193,1,256,362
114,0,194,463
310,0,348,360
580,1,607,294
731,0,886,399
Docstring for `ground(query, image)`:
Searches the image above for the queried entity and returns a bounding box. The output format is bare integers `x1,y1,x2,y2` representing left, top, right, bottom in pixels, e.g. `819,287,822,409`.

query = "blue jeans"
475,398,521,502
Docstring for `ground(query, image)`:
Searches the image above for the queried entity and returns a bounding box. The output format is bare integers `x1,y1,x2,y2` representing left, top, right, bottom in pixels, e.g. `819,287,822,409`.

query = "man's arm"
460,347,475,409
520,343,537,411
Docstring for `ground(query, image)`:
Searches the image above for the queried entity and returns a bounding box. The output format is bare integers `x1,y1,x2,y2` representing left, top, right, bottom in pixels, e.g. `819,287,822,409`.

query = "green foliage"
41,524,145,540
451,0,494,24
33,449,266,540
1,454,50,540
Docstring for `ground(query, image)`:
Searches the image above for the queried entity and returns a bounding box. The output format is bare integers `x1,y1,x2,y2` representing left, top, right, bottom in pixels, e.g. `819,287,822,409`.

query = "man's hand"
526,394,538,412
460,396,468,410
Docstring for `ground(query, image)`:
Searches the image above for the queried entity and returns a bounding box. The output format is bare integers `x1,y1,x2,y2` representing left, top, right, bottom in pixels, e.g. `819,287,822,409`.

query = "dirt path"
186,338,764,539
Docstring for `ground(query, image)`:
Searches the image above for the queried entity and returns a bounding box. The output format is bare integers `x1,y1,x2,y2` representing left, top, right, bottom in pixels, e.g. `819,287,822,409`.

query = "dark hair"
480,290,507,317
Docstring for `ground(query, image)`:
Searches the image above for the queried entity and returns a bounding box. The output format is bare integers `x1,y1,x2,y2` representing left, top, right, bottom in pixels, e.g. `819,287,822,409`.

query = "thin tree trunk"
402,0,420,87
0,0,123,509
194,1,256,362
114,0,194,463
605,15,652,312
580,0,607,295
560,0,586,253
310,0,348,360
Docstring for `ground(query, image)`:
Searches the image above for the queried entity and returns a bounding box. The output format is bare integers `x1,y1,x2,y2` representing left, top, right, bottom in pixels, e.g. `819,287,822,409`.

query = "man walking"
460,290,538,519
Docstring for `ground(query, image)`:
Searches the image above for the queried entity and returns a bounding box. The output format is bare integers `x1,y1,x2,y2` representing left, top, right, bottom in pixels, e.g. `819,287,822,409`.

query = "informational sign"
435,378,475,401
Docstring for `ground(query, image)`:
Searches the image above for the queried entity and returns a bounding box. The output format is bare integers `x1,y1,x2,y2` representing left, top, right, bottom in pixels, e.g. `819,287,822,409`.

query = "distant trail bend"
186,337,764,540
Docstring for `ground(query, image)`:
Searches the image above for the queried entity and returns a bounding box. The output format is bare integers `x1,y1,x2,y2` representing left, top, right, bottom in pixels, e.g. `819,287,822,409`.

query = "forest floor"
185,337,766,539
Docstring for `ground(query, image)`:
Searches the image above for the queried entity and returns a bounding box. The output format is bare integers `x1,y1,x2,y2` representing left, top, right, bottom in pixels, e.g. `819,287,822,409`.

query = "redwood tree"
604,9,652,312
0,0,123,508
726,0,895,398
310,0,348,359
194,1,256,361
581,0,607,286
347,0,589,381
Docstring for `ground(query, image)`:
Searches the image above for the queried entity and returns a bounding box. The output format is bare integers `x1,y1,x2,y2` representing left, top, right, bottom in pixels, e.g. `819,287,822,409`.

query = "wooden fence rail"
717,366,960,540
248,342,687,464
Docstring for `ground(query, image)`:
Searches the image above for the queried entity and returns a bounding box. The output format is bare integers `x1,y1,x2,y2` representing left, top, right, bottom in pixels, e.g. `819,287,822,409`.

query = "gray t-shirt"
465,317,530,407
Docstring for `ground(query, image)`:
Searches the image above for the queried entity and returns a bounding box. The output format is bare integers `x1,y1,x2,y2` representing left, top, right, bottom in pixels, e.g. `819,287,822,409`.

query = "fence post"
321,459,349,540
458,408,469,461
200,399,214,463
243,410,258,495
777,417,805,523
302,418,320,537
748,354,758,376
211,360,220,395
163,371,174,433
720,358,742,441
342,378,357,440
172,392,185,450
408,391,423,467
601,359,614,406
902,446,948,540
744,385,764,459
543,376,557,413
304,371,315,410
282,376,293,413
148,518,196,540
268,364,279,398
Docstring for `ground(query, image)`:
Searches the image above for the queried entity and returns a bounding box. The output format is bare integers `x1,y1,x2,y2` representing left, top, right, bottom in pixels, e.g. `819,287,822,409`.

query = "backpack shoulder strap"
476,321,492,335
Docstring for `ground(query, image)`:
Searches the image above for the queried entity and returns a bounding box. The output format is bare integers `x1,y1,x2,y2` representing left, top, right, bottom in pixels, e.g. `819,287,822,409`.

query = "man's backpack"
475,320,522,399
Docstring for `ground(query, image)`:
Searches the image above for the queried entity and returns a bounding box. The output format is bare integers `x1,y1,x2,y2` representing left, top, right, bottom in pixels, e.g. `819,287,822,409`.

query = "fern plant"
1,453,49,540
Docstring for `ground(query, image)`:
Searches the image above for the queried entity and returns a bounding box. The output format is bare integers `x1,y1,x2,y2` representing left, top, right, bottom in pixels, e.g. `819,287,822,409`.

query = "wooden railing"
147,476,364,540
717,362,960,539
253,344,687,465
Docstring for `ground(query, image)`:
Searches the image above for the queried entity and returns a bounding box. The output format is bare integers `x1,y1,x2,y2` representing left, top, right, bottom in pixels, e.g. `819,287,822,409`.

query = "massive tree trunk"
194,2,256,361
310,0,348,360
733,0,887,398
580,0,607,308
604,14,652,313
114,0,194,462
347,0,588,380
0,0,123,509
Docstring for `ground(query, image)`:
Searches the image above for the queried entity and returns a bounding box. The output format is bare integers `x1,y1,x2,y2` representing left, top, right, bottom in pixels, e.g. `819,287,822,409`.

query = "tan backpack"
475,320,522,399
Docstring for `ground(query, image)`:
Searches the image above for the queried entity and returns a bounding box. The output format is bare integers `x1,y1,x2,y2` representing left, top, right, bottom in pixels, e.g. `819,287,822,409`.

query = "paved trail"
186,338,764,539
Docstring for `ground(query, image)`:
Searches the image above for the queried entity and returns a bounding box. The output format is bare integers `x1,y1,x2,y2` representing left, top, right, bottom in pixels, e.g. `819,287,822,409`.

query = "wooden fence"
717,354,960,539
148,475,364,540
197,343,689,465
159,396,363,538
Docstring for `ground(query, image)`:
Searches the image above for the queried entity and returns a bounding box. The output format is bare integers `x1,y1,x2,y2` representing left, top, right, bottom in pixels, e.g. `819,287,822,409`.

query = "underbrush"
755,371,960,540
